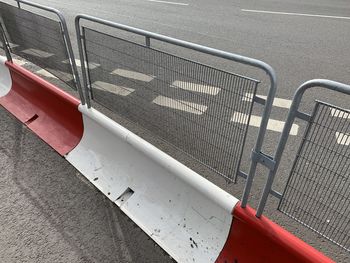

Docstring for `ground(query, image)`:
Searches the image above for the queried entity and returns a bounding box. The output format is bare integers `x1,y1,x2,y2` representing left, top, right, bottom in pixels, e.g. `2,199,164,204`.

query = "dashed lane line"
241,9,350,20
147,0,189,6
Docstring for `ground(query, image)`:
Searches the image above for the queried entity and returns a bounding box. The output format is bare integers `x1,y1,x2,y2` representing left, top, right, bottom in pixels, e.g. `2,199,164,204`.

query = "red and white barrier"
0,57,83,156
66,105,238,262
218,204,335,263
0,56,335,262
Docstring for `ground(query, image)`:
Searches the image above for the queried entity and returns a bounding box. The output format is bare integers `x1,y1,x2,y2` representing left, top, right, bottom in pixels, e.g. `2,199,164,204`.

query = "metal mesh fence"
83,27,259,181
0,34,4,51
0,25,4,50
0,2,75,88
279,101,350,251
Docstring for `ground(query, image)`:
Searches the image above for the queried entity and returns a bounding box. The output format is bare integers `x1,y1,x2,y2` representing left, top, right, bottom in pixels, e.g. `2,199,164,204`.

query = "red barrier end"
0,62,83,155
216,203,334,263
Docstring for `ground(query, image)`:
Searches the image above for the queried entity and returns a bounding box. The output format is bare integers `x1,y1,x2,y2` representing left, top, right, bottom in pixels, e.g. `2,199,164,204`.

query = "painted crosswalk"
111,68,154,82
35,69,58,79
62,58,100,69
6,58,349,144
92,81,135,96
12,58,27,66
21,48,54,58
153,96,207,115
171,80,221,95
243,92,292,109
231,111,299,135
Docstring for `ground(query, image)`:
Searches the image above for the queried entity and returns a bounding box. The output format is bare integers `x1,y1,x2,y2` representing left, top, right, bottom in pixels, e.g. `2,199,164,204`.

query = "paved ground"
0,0,349,262
0,107,174,263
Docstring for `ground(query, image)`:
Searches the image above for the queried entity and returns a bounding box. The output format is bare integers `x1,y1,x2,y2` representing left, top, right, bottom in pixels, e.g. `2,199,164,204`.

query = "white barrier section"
0,56,12,97
66,105,238,263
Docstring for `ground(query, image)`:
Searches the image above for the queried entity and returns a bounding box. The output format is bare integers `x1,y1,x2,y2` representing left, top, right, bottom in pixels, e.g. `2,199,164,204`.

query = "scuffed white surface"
0,56,12,97
67,105,238,263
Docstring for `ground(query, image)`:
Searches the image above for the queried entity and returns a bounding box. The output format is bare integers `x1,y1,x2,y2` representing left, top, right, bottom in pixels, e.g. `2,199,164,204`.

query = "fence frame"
0,20,12,62
256,79,350,220
75,13,277,186
0,0,85,104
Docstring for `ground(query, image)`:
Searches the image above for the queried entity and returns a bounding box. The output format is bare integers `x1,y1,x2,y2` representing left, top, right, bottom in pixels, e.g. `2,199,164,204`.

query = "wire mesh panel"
279,101,350,251
0,26,4,50
82,27,259,181
0,2,75,88
0,20,8,52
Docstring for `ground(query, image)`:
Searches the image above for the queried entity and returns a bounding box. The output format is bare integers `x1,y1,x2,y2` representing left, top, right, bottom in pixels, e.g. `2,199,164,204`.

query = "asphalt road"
0,0,349,262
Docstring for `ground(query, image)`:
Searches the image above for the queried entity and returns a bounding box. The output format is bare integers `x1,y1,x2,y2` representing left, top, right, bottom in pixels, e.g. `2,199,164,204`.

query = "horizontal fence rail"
0,0,85,103
257,79,350,252
75,14,277,183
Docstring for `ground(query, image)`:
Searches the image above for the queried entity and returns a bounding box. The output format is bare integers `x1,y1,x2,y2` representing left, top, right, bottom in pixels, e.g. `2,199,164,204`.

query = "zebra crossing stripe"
171,80,221,95
92,81,134,96
153,95,207,115
243,93,292,109
231,111,299,135
111,68,154,82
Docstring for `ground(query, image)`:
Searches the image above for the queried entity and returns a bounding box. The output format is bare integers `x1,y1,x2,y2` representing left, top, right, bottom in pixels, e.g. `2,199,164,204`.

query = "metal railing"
255,79,350,251
0,0,85,104
75,14,277,183
0,0,349,254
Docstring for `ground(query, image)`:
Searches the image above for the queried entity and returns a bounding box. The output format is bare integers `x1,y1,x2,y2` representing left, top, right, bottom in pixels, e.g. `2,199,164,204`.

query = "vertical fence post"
145,36,151,47
75,16,91,108
0,22,12,62
255,79,350,217
241,68,277,208
9,0,86,105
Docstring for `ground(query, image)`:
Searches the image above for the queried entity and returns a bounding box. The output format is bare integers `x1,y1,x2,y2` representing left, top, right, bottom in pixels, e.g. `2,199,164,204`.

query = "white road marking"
12,59,27,66
330,108,350,119
8,43,19,48
172,80,221,95
22,48,54,58
335,132,350,146
153,96,207,115
231,111,299,135
241,9,350,20
62,58,100,69
243,93,292,109
92,81,135,96
147,0,189,6
35,69,58,79
111,69,154,82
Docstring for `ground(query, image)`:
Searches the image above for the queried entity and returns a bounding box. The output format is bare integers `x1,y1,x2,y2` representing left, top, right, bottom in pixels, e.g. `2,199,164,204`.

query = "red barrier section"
216,203,334,263
0,62,83,156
